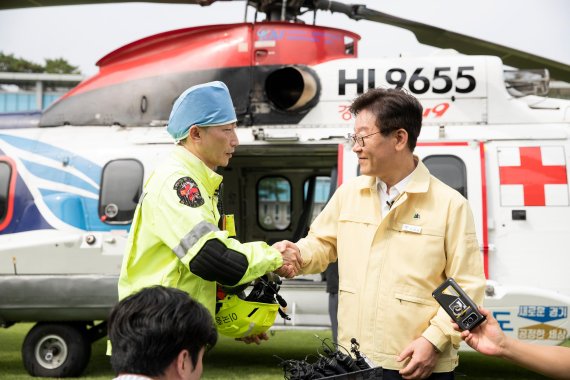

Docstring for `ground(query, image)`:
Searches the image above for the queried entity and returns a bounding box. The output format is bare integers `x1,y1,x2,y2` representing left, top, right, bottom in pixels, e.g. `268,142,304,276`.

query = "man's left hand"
397,337,439,379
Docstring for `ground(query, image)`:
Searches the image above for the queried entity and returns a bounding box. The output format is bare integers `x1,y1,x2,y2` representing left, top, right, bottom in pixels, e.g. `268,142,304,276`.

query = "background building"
0,72,83,113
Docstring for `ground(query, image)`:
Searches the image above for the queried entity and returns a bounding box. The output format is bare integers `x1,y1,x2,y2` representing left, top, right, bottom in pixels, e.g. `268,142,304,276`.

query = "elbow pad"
189,239,248,286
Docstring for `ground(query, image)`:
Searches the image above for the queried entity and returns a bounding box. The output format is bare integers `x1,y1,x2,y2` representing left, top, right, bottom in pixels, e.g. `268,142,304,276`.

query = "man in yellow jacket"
275,88,485,379
119,81,301,343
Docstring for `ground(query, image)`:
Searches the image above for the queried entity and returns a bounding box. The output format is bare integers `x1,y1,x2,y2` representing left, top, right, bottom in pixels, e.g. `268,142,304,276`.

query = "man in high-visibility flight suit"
118,81,301,342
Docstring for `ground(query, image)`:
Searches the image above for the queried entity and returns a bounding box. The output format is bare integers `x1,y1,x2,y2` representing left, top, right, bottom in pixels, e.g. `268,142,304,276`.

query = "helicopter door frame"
219,144,338,245
417,141,487,275
0,156,17,232
235,166,337,245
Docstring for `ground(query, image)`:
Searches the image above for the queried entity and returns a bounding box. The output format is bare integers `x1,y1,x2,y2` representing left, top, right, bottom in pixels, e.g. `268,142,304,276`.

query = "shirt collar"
405,156,431,194
376,171,413,198
358,155,430,194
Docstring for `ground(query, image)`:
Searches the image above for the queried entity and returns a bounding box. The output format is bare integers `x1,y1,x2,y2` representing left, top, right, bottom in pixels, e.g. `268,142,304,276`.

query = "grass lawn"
1,323,565,379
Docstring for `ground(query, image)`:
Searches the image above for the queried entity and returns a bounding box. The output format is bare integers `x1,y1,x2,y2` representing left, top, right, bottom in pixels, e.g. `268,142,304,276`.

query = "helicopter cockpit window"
99,159,144,224
423,155,468,198
258,176,291,231
0,160,12,225
504,69,549,97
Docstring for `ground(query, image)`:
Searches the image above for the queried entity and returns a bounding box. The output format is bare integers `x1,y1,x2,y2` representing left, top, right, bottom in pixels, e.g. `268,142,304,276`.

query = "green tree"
45,57,81,74
0,52,43,73
0,52,81,74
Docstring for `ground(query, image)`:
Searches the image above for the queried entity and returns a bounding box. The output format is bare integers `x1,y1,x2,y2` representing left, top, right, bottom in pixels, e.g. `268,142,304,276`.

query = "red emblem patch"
174,177,204,207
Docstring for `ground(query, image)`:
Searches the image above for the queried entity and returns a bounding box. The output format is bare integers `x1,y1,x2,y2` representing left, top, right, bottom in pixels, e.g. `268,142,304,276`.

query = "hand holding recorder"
452,306,570,379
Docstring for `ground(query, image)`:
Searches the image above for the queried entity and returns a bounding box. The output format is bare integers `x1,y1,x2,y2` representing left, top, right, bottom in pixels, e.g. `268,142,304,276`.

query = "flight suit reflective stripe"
173,220,219,259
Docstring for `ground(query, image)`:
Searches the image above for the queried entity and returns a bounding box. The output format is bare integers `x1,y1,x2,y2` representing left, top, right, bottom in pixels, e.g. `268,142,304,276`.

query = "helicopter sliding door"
219,144,338,245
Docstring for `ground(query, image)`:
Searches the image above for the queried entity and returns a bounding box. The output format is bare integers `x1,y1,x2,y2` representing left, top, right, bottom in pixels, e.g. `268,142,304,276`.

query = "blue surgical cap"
167,81,237,141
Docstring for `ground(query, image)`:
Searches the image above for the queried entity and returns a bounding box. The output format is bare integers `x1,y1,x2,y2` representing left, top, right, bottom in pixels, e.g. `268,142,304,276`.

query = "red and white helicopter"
1,0,570,377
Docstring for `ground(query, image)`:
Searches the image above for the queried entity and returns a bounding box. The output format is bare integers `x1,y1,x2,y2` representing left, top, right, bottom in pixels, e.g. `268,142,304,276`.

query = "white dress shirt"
376,172,413,218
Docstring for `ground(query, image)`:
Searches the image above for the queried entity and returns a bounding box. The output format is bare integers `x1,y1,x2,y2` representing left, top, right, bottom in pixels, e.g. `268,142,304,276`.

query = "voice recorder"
432,278,486,331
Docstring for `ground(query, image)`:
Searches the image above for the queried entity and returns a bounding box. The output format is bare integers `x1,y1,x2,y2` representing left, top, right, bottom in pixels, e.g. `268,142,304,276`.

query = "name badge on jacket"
402,224,422,234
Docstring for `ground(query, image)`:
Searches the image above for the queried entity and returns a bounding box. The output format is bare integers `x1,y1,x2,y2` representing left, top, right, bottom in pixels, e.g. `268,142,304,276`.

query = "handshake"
272,240,302,279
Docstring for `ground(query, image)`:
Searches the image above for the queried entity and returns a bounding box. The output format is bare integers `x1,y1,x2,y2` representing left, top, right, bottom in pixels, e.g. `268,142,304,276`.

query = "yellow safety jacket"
118,146,283,315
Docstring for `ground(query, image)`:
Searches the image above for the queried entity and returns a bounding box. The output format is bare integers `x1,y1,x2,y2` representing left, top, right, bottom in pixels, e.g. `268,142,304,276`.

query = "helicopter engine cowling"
247,65,321,125
265,66,319,112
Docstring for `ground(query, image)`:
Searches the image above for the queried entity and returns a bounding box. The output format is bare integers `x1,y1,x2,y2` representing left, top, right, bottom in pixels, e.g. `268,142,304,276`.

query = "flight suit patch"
174,177,204,207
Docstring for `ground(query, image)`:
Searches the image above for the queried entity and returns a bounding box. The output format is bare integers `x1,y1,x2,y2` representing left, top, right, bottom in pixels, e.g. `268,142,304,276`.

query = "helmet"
215,274,289,338
215,294,280,338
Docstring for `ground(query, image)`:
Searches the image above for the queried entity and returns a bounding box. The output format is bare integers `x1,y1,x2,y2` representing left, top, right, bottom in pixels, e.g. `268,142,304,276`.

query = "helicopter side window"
290,175,333,241
257,176,291,231
99,159,144,224
304,176,332,223
344,36,355,56
423,155,468,198
0,160,13,226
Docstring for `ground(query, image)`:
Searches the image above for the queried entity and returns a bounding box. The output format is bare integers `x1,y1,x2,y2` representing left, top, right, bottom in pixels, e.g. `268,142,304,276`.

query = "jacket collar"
405,156,431,194
172,145,223,196
357,155,430,194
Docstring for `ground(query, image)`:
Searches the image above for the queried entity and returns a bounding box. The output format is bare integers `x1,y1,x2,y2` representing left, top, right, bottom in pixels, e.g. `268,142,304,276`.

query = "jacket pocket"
338,210,379,225
339,283,356,294
394,292,437,306
338,283,360,346
385,291,439,353
387,222,446,278
338,213,378,271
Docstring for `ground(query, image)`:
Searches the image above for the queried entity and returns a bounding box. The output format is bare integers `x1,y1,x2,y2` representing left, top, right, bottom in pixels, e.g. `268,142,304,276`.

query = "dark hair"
108,286,217,377
349,88,423,151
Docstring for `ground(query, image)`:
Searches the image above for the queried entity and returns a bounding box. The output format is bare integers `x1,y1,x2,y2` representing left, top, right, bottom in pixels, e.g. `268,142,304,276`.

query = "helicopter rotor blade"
314,0,570,82
0,0,224,10
3,0,569,81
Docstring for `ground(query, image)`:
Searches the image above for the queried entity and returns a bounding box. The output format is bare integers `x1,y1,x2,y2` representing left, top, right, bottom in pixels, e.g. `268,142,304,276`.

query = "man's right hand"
272,240,302,278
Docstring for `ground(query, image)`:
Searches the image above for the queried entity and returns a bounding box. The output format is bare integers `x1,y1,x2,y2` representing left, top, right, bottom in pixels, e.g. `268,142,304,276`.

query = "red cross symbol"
499,147,567,206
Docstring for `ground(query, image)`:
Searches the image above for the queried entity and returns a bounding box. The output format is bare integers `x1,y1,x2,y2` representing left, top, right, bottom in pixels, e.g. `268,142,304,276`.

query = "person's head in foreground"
108,286,217,380
167,80,239,170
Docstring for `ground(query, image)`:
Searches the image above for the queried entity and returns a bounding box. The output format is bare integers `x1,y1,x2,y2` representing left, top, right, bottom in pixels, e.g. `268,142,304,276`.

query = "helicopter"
2,0,570,128
1,0,570,377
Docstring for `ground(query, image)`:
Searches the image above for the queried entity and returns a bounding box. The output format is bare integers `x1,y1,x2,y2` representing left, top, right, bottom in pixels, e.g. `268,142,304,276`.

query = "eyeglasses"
347,131,381,147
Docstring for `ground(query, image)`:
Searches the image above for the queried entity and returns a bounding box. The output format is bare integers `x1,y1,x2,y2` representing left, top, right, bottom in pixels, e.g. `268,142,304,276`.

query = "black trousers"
381,369,454,380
